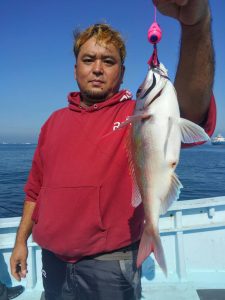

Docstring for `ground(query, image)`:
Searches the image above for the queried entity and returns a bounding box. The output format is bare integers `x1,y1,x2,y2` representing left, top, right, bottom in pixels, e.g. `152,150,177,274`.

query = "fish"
119,62,210,276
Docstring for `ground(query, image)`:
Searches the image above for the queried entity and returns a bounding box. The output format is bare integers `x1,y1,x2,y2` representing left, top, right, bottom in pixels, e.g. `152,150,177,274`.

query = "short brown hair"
73,23,126,64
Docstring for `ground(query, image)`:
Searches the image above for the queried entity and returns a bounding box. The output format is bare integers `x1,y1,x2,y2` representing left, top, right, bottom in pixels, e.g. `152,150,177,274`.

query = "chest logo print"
113,122,121,131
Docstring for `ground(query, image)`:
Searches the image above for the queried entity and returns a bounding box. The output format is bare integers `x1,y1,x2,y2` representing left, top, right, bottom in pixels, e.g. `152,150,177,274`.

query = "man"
10,0,216,299
0,281,24,300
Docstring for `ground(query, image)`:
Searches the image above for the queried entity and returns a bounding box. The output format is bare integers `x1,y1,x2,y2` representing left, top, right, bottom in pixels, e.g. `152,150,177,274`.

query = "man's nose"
92,60,103,75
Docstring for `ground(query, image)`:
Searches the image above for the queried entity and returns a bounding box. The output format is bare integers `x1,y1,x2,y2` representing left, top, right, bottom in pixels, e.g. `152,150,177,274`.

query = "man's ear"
74,64,77,80
121,65,125,83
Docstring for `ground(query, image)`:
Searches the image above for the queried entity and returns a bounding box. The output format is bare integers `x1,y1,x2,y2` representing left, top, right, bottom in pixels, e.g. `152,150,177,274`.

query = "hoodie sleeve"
24,123,47,202
200,94,217,137
182,94,217,148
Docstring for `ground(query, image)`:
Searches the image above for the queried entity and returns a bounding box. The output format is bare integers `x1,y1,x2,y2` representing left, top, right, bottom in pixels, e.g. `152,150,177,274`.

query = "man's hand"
10,200,36,281
10,243,28,281
152,0,214,125
152,0,210,26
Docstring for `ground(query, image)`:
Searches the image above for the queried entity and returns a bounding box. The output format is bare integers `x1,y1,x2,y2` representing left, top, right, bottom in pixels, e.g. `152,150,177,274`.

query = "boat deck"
197,289,225,300
13,286,225,300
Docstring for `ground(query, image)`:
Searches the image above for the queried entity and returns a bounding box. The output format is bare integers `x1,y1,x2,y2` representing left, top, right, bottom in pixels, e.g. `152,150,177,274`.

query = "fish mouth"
136,73,157,100
137,73,163,106
143,88,163,108
137,71,169,100
136,66,170,103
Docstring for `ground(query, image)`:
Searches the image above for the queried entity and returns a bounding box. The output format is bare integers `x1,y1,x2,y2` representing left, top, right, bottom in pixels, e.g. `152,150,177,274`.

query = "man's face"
75,37,125,106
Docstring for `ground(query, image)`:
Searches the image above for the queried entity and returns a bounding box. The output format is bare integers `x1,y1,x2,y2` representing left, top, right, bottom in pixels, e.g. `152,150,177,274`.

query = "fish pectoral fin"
131,180,142,207
160,173,183,215
179,118,210,143
137,229,167,277
125,132,142,208
118,113,152,129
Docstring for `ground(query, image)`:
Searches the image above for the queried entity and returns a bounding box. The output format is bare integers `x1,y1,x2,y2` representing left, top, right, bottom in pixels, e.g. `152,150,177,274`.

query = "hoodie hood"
68,90,133,112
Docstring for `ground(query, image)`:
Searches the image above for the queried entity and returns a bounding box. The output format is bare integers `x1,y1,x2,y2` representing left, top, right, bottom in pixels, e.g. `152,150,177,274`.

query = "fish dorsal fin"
160,173,183,215
179,118,210,144
125,130,142,208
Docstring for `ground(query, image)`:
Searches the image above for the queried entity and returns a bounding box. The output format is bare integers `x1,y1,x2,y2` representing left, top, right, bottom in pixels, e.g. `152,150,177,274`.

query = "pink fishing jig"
148,21,162,44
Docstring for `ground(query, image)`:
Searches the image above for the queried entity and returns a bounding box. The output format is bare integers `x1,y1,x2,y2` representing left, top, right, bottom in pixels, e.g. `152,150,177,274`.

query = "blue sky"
0,0,224,143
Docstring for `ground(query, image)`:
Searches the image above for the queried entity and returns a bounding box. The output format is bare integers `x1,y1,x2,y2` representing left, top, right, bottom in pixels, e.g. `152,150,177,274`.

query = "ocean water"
0,143,225,218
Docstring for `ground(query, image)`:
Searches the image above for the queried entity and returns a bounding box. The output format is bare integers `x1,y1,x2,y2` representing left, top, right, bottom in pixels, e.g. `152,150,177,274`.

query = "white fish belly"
132,111,181,226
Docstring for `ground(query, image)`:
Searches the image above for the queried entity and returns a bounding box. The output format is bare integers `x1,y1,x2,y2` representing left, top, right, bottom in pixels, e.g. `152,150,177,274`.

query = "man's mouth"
90,79,105,86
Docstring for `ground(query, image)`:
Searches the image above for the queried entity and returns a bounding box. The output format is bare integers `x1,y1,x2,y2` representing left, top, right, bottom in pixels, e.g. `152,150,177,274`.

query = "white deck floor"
14,285,225,300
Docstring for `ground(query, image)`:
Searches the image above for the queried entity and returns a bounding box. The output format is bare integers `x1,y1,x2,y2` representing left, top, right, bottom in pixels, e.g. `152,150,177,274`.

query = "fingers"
152,1,179,19
20,260,28,278
11,259,28,281
175,0,188,5
153,0,188,5
10,258,22,281
10,245,28,281
153,0,174,5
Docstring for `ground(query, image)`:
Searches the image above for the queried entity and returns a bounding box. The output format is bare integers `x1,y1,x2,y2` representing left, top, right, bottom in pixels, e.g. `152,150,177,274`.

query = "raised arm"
153,0,215,124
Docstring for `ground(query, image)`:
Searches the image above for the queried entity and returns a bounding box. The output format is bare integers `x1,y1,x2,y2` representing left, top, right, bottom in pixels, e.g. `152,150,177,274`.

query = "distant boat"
211,133,225,145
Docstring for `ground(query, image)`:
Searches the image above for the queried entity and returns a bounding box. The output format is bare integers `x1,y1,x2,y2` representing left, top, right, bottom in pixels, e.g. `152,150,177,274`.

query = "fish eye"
136,88,142,98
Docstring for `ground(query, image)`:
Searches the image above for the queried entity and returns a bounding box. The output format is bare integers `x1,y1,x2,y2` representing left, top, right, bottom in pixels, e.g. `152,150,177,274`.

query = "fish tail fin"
137,229,167,277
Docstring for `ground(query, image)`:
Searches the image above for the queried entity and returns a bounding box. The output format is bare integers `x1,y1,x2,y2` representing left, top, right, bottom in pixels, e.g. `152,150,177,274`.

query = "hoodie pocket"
32,186,107,257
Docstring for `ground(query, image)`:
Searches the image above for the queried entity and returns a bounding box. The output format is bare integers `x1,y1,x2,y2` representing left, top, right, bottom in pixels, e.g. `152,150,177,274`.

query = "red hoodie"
24,90,216,262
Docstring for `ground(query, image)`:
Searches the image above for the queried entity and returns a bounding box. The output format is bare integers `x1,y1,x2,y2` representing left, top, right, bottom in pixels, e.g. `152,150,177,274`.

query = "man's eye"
104,59,115,65
83,58,93,63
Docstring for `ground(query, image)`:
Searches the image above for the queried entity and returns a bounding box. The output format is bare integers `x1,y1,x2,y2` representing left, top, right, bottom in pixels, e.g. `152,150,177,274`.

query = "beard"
79,85,118,105
82,89,110,101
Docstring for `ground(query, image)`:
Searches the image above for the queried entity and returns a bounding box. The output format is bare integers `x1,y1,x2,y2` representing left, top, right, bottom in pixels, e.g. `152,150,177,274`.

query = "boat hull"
211,141,225,145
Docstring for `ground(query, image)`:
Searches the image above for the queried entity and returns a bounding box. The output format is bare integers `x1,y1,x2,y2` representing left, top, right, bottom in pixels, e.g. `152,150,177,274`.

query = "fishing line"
147,3,162,67
154,4,157,22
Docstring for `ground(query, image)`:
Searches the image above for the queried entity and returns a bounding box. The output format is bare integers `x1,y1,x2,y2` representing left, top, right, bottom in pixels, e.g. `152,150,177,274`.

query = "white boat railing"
1,196,225,292
143,196,225,289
